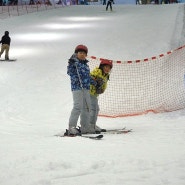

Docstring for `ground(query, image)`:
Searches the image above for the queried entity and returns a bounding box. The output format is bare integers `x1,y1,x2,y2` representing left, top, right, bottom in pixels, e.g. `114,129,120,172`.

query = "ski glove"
90,77,104,87
68,58,78,64
95,78,105,94
68,54,79,64
96,87,104,94
96,78,104,87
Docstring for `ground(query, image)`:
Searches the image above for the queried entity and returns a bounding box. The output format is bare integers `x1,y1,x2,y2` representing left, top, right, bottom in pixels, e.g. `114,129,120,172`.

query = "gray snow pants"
90,95,99,127
69,89,91,132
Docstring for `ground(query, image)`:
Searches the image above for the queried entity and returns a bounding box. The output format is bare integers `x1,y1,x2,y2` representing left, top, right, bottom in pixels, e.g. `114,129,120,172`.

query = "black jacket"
0,34,11,45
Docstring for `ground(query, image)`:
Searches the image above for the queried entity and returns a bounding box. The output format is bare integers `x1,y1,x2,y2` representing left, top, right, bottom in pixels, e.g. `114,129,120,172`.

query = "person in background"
0,31,11,60
89,59,113,133
103,0,106,5
65,44,96,136
106,0,114,11
136,0,140,4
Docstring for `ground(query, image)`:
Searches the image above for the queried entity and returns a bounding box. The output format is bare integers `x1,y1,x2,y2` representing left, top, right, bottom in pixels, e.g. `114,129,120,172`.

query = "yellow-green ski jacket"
90,67,109,96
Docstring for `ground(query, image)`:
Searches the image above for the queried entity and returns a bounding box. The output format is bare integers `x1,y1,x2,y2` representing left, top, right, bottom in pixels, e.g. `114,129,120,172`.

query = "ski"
102,127,132,134
102,127,126,132
81,134,103,140
55,134,103,140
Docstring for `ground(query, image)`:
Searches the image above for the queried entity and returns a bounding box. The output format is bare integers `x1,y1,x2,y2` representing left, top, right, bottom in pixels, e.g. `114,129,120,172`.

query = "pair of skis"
56,127,132,140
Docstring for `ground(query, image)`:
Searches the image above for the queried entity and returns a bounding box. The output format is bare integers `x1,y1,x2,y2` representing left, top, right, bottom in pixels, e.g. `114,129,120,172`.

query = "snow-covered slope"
0,4,185,185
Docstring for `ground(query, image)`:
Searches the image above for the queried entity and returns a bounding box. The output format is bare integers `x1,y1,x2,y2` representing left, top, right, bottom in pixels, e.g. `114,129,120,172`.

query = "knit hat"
75,45,88,54
100,59,113,68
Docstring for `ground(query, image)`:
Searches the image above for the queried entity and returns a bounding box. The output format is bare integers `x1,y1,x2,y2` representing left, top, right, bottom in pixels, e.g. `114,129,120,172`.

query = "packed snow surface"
0,4,185,185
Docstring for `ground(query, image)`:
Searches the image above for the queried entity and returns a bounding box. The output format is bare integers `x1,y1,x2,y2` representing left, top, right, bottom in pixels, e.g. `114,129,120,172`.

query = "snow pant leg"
0,44,5,56
80,89,91,132
106,2,109,10
68,90,84,129
69,90,91,132
4,44,10,60
106,2,111,10
110,3,112,10
0,44,9,59
89,95,99,127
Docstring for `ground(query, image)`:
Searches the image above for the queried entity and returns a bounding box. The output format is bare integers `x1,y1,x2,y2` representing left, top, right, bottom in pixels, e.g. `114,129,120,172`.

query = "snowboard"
0,59,17,62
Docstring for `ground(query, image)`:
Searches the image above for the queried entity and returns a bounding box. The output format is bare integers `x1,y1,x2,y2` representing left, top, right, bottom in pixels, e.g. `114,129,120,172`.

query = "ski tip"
97,134,103,138
90,134,104,140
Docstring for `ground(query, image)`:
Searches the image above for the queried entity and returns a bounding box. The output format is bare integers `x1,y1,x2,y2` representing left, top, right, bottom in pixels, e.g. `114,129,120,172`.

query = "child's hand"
68,54,78,64
96,87,104,94
95,78,105,94
96,78,104,87
68,58,78,64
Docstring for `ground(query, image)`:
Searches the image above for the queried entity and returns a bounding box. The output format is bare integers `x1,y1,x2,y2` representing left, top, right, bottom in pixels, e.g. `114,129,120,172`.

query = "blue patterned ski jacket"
67,54,92,91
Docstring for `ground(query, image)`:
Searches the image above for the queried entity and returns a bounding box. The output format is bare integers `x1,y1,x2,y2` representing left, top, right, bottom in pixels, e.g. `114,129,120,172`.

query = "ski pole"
75,62,83,89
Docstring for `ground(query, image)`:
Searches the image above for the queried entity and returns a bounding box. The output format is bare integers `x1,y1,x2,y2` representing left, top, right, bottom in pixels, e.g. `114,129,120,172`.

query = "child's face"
103,65,111,74
76,51,87,60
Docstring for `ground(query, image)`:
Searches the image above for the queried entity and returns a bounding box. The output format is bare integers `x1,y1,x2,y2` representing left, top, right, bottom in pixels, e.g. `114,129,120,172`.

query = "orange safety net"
88,45,185,117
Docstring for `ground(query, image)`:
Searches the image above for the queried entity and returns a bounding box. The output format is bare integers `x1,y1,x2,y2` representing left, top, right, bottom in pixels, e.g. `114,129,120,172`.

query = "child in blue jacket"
66,45,95,135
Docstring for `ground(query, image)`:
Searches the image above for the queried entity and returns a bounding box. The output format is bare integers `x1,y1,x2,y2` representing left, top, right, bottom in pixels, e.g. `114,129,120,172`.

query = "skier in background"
89,59,113,133
0,31,11,61
106,0,114,11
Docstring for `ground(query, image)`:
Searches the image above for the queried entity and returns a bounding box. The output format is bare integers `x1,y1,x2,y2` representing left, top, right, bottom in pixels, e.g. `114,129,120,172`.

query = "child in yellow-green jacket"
90,59,113,133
